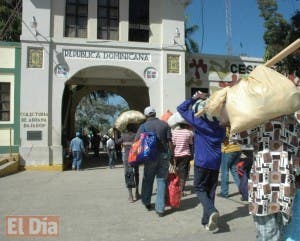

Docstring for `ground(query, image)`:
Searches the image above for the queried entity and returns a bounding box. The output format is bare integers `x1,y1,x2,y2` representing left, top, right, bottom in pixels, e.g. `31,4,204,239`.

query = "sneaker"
206,212,219,231
156,211,164,217
145,204,152,211
217,193,228,198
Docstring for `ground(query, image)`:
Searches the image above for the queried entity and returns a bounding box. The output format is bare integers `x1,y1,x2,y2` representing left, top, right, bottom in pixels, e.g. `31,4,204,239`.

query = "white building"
19,0,188,169
18,0,284,170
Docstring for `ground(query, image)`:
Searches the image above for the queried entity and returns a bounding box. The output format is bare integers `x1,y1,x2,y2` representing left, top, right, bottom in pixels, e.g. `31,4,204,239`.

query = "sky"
185,0,300,58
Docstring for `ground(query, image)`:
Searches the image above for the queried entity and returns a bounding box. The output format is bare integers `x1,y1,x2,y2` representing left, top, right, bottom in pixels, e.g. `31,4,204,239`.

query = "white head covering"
144,106,156,117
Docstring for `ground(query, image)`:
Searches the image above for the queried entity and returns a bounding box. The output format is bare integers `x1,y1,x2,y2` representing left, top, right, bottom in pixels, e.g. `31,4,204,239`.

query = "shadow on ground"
217,204,249,233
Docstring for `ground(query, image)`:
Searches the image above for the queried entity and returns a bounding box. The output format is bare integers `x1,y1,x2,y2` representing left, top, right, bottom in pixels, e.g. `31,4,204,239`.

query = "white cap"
144,106,156,116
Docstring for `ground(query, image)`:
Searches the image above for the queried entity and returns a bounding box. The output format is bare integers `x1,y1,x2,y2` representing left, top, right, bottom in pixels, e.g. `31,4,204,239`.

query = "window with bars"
65,0,88,38
129,0,149,42
97,0,119,40
0,83,10,121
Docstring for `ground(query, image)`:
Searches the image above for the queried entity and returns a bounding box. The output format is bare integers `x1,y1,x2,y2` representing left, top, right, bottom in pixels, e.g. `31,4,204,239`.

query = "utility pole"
225,0,233,55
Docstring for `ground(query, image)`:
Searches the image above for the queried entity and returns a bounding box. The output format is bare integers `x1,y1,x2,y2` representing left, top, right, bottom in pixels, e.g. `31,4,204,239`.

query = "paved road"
0,156,255,241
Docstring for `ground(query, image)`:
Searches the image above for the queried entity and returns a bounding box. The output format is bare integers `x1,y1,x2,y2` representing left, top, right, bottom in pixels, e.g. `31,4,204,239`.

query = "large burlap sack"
201,87,230,118
114,110,146,131
226,65,300,133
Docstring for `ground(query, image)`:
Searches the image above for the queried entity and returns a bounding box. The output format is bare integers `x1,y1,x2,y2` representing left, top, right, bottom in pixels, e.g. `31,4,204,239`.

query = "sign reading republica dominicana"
63,49,151,62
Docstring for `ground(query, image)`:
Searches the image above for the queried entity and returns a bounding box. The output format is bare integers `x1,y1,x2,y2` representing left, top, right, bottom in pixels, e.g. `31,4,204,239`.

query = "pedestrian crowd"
68,91,299,241
115,91,299,241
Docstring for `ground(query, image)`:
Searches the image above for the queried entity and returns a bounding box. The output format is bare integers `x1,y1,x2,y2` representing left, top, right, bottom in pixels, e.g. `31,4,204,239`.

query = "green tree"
75,91,129,134
184,0,199,53
185,21,199,53
0,0,22,41
257,0,300,77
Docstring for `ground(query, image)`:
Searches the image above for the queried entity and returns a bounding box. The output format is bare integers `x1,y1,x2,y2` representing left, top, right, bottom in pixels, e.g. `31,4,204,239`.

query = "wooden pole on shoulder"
264,38,300,67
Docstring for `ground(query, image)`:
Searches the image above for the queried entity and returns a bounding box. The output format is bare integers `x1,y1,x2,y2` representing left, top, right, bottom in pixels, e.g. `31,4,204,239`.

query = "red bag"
128,138,142,165
166,172,181,208
160,110,173,123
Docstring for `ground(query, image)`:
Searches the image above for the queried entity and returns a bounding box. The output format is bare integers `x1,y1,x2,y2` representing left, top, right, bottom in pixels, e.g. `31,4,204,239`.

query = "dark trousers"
194,165,219,225
175,155,191,191
175,156,191,180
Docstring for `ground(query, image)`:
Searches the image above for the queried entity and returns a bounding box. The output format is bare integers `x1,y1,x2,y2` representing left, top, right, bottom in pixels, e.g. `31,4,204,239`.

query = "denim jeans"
254,213,287,241
72,151,82,170
194,165,219,225
141,152,169,213
108,150,117,168
220,151,241,197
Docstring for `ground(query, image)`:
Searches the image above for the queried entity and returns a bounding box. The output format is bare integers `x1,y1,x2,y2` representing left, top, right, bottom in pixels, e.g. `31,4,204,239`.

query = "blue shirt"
177,98,226,170
70,136,85,152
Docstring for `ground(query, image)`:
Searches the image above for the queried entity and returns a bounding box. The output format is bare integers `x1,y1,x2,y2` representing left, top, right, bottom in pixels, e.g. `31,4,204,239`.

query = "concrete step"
0,158,9,166
0,156,19,178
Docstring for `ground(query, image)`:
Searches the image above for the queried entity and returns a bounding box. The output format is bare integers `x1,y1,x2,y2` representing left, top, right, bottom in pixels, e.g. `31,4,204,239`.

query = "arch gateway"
9,0,266,170
18,0,187,169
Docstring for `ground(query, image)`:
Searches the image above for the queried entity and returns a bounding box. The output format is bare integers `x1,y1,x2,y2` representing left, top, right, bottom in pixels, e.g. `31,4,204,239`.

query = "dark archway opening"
61,66,150,170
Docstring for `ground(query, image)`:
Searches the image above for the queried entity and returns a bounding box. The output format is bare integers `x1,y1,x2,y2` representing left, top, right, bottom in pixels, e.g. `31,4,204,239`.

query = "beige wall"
0,47,15,68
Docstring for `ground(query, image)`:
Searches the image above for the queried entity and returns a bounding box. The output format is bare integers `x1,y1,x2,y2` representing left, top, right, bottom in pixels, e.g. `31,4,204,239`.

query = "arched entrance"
61,66,149,169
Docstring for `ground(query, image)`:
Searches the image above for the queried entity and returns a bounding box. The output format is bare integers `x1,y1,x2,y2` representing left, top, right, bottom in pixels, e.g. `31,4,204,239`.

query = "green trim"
0,68,16,73
0,146,18,153
0,42,21,153
0,41,20,47
14,46,21,146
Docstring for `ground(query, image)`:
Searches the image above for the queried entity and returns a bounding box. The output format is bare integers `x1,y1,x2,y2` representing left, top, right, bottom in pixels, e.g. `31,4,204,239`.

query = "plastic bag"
167,112,186,128
128,126,158,165
166,172,181,208
160,110,173,123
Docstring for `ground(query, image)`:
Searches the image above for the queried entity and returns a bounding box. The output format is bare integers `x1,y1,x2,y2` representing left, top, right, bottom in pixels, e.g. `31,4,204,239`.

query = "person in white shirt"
106,135,117,169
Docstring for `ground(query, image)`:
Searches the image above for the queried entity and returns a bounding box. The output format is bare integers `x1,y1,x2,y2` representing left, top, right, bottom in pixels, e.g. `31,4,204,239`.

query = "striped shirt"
172,128,193,157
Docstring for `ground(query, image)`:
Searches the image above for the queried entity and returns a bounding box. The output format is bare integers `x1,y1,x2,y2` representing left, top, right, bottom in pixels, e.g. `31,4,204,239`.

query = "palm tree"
185,22,199,53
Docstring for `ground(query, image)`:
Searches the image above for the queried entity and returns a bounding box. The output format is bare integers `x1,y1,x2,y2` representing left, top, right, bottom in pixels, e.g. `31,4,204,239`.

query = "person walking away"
106,135,117,169
236,151,253,201
219,127,241,198
91,132,101,157
177,91,226,231
136,106,172,217
116,123,140,202
171,123,194,195
69,132,85,171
